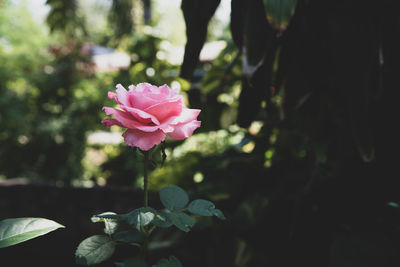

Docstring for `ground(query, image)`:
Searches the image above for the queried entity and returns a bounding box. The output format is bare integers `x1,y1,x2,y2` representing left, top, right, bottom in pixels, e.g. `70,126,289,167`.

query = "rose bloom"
102,83,201,151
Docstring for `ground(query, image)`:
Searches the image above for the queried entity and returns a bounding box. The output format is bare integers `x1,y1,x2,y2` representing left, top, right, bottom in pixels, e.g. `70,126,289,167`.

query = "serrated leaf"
115,257,148,267
160,185,189,211
113,230,143,244
188,199,215,216
122,207,156,231
92,212,119,235
75,235,115,265
0,217,65,248
152,255,183,267
169,212,195,232
151,210,173,228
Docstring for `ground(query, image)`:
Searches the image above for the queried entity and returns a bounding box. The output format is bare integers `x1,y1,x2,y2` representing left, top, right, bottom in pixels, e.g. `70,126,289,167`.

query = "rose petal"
115,84,130,106
144,97,183,122
108,92,117,99
159,84,174,96
174,108,201,124
128,83,179,109
155,108,200,133
131,82,152,92
168,120,201,140
102,107,160,132
120,105,160,125
127,90,161,110
123,129,166,151
101,118,124,127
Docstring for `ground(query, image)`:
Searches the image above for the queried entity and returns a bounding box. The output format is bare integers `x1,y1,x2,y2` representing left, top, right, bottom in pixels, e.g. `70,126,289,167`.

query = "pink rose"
102,83,201,151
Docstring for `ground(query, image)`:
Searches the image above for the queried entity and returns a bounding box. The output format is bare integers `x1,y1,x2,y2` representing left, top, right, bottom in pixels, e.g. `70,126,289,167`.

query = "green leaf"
263,0,297,32
159,185,189,211
93,213,121,221
91,212,118,235
188,199,226,220
151,210,173,228
152,255,183,267
169,212,195,232
113,230,143,244
75,235,115,265
122,207,156,231
212,209,226,220
188,199,215,216
180,0,221,79
230,0,247,49
115,257,148,267
244,0,269,67
0,217,65,248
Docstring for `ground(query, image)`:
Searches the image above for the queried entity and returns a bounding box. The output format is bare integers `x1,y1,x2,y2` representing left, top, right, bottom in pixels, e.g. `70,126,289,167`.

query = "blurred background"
1,0,400,266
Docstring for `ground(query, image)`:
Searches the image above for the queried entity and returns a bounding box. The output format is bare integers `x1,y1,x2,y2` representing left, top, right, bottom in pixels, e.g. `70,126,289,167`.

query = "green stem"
143,150,150,208
141,149,151,259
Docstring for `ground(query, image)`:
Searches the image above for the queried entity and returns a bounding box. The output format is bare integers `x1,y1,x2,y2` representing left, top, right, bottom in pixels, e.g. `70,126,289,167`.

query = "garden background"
1,0,400,266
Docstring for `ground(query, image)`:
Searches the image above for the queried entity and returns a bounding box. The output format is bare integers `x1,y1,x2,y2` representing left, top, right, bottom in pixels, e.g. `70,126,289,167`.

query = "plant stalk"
141,150,151,259
143,150,150,208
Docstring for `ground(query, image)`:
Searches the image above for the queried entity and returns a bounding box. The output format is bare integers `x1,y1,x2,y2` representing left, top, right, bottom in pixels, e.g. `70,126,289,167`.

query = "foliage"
1,0,400,266
76,184,224,265
0,217,64,248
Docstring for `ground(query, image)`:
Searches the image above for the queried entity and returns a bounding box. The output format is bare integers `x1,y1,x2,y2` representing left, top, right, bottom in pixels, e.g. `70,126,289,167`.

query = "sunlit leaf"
0,217,65,248
91,212,118,235
75,235,115,265
151,210,173,228
122,207,156,231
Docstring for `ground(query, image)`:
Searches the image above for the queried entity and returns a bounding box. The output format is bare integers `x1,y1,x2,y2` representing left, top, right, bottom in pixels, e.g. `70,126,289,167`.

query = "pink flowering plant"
75,83,225,266
102,83,201,151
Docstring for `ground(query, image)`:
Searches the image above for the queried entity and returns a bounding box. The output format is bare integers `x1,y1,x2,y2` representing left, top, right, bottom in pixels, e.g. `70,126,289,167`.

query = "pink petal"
174,108,201,124
115,84,130,106
168,120,201,140
103,107,136,128
102,107,160,132
127,90,161,110
159,84,173,95
132,83,152,92
155,108,200,133
128,83,179,109
144,97,183,122
120,105,160,125
108,92,117,99
123,129,166,151
101,118,124,127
